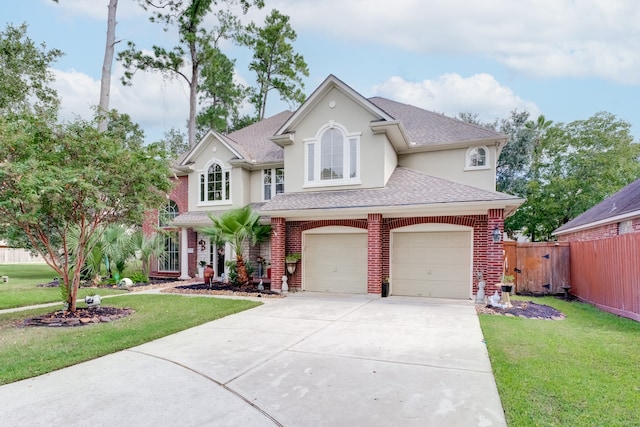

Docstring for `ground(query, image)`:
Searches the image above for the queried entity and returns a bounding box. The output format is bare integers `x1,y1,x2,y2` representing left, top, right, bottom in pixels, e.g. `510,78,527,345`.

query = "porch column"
487,209,504,292
367,213,383,295
271,217,286,292
179,227,191,280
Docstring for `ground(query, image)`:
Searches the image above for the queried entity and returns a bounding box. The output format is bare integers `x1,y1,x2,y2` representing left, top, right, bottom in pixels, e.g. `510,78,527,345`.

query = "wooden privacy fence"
569,233,640,322
503,241,570,295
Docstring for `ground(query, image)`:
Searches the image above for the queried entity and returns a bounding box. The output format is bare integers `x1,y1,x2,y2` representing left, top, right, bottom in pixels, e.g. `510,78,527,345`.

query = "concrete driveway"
0,293,506,426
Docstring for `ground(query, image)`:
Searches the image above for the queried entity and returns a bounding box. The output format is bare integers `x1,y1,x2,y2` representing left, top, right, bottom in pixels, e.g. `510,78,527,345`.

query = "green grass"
0,263,126,309
479,296,640,426
0,294,261,385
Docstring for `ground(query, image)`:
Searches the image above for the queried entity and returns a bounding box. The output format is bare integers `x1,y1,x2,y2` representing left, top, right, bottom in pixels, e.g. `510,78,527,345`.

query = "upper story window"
264,168,284,200
200,161,231,203
305,122,360,187
159,200,179,227
466,146,489,170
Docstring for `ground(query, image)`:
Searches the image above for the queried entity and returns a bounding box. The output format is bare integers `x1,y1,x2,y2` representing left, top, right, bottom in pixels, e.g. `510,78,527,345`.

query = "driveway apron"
0,293,506,426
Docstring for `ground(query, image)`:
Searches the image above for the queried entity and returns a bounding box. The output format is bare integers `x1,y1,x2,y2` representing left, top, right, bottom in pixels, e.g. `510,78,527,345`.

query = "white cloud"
372,74,540,123
46,0,146,21
52,59,190,142
272,0,640,83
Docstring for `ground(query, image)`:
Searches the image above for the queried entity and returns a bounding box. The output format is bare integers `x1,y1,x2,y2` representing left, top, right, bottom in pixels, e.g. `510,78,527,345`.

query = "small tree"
199,206,271,287
0,111,173,311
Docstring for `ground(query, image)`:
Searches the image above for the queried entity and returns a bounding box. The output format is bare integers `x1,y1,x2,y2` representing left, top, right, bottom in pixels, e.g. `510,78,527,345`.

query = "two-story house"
144,75,524,299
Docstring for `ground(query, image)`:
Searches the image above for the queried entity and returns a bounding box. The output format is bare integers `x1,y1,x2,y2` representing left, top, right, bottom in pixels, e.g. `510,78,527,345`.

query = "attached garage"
303,227,368,293
391,225,472,299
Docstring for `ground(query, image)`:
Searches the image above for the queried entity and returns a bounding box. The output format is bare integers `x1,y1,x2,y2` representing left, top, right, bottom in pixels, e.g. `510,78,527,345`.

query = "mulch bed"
476,300,565,320
22,306,134,327
22,279,281,327
163,282,284,299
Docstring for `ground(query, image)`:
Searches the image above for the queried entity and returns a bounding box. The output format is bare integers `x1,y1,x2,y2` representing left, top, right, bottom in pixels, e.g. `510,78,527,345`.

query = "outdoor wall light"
492,226,502,243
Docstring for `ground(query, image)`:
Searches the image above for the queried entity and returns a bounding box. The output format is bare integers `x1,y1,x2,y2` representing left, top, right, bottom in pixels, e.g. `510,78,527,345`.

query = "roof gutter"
260,198,525,221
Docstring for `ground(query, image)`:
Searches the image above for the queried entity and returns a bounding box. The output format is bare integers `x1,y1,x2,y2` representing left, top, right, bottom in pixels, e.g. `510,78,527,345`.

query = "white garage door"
304,232,368,293
392,231,471,298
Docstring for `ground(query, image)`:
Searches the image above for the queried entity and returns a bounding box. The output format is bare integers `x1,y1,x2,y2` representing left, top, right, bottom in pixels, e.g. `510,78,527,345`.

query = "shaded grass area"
0,263,126,310
479,296,640,426
0,294,261,385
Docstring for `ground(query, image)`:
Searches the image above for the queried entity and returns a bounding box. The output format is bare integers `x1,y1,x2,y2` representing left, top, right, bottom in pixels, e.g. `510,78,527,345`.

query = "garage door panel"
392,231,471,299
304,233,367,294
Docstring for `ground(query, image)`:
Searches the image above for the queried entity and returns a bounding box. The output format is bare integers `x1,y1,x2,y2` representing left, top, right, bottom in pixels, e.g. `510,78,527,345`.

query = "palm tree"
130,230,166,282
200,206,271,287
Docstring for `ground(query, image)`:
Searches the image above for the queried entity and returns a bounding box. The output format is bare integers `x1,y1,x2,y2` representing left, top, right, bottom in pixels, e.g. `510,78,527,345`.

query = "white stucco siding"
398,146,497,191
284,87,392,193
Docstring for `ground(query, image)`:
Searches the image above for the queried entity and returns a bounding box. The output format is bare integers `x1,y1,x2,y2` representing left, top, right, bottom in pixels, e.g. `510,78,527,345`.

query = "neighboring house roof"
554,178,640,235
260,167,523,218
368,97,505,147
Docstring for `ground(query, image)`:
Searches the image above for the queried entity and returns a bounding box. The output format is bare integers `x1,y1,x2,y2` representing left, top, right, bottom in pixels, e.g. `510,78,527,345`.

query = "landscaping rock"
22,307,134,327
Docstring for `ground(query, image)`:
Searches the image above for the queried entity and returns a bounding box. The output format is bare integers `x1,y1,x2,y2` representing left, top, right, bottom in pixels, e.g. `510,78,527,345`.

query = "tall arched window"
305,122,360,186
158,200,179,272
199,161,231,203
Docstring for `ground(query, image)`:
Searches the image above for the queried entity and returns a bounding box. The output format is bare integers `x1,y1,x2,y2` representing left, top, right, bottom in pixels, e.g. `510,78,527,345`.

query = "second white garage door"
304,231,368,294
392,230,472,299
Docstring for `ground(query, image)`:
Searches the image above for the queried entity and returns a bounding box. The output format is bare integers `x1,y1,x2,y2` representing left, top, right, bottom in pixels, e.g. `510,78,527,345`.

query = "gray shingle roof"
368,97,505,147
260,167,520,212
554,178,640,234
224,111,293,163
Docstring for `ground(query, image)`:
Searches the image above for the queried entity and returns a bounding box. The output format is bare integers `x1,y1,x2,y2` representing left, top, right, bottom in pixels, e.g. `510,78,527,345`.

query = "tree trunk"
98,0,118,132
236,254,250,287
188,40,198,147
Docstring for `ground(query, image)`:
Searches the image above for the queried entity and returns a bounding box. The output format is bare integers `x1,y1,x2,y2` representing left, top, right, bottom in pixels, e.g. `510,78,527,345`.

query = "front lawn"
479,296,640,426
0,263,126,310
0,294,261,385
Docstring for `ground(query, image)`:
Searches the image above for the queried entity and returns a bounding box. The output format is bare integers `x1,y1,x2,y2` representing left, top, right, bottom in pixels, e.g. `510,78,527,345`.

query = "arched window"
305,122,360,186
466,146,488,169
199,161,231,203
158,200,179,272
158,200,179,227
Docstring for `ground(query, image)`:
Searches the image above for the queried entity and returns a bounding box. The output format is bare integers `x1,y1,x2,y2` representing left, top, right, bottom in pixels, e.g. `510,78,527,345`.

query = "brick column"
270,217,286,292
487,209,504,295
367,213,383,295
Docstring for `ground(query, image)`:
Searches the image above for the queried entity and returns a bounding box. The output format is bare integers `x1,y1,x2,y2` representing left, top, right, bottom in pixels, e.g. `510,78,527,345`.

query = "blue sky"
5,0,640,142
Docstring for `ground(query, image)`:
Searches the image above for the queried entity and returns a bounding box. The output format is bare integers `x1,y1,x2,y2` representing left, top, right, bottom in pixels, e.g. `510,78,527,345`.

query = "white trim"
390,226,473,298
273,74,394,137
304,226,367,234
179,227,190,280
304,121,361,187
465,145,490,170
198,159,232,204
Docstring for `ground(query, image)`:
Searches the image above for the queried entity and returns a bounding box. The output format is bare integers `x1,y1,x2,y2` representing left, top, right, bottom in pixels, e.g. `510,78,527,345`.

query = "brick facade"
144,175,196,279
270,211,505,297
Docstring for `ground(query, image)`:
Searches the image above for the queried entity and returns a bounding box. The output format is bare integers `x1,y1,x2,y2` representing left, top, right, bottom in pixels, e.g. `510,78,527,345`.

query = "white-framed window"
263,168,285,200
304,122,360,186
158,200,180,272
158,200,179,227
199,161,231,203
465,146,489,170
